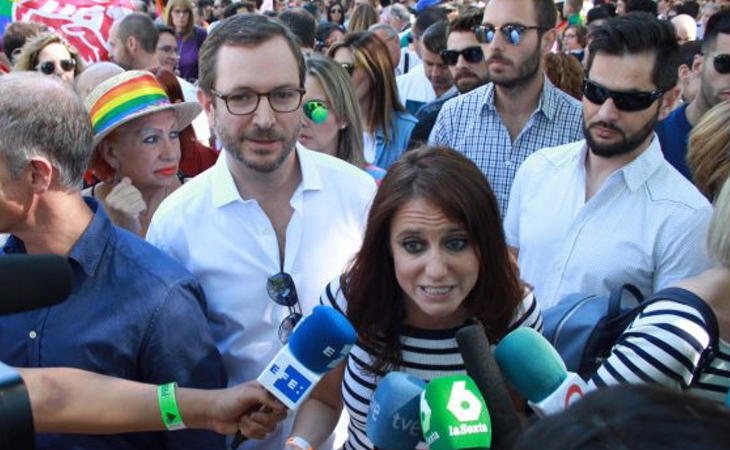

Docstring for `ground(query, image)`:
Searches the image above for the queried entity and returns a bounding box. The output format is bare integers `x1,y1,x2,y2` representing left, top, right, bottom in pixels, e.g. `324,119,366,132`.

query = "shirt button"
505,160,512,167
29,330,37,339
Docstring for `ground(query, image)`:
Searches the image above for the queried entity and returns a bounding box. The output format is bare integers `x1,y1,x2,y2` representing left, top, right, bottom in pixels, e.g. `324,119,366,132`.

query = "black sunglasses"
474,24,546,46
340,62,355,76
713,54,730,74
583,79,664,112
267,272,302,344
440,46,484,66
37,59,75,75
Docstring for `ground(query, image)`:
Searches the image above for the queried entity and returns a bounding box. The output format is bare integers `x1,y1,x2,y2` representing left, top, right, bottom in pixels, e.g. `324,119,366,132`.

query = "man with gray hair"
108,12,159,70
0,72,242,450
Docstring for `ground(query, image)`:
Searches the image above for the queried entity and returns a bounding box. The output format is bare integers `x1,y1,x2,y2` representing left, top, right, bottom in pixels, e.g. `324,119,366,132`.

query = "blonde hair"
348,4,378,33
708,177,730,268
306,54,366,167
165,0,195,38
328,31,404,140
688,100,730,200
13,32,85,76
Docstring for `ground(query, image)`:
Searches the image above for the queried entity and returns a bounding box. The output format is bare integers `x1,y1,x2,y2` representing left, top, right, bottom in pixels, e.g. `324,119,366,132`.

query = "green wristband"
157,382,186,431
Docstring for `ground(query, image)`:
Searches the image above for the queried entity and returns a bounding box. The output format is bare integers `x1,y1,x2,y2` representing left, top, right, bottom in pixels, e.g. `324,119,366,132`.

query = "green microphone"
303,100,328,124
420,375,492,450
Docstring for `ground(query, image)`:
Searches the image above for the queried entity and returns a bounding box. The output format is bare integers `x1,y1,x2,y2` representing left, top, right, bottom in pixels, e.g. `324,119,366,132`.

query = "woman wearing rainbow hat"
83,70,201,236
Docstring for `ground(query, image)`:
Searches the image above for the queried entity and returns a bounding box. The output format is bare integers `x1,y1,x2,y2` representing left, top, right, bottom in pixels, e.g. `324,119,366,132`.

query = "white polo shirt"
147,147,376,448
504,136,712,309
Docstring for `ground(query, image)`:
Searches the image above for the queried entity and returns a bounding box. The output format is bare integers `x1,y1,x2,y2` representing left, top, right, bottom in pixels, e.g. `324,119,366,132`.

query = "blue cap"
415,0,441,13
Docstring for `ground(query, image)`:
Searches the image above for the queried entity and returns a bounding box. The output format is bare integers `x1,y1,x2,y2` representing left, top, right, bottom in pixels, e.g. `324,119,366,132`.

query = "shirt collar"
580,134,664,192
211,145,323,209
2,197,111,277
619,134,664,192
481,76,561,121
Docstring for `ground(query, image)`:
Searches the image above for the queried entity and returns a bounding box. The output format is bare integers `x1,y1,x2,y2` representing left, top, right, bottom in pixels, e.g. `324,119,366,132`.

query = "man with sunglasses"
147,14,376,450
407,8,488,148
656,8,730,181
429,0,584,217
504,13,712,310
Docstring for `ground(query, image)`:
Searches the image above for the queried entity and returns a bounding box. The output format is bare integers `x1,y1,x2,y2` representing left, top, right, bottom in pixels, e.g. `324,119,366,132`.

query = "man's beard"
454,69,487,93
487,43,541,90
216,118,301,173
584,107,659,158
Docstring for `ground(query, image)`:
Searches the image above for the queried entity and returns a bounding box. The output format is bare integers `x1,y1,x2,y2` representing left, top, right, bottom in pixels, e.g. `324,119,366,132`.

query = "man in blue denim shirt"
0,73,228,449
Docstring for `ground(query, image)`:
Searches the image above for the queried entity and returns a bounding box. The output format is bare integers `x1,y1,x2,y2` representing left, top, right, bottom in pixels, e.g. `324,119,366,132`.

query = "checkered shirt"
429,78,584,217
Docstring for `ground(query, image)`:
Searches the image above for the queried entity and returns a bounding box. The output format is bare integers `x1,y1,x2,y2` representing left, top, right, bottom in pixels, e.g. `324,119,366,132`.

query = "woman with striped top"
590,178,730,403
287,146,543,450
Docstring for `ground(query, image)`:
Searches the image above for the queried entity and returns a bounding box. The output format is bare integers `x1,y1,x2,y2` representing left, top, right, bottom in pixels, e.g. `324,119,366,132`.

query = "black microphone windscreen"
0,254,73,315
455,323,523,450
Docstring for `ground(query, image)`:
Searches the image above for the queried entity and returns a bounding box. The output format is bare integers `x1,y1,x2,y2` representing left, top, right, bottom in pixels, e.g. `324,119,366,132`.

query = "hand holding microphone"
231,305,356,448
365,372,426,450
494,328,591,417
420,374,492,450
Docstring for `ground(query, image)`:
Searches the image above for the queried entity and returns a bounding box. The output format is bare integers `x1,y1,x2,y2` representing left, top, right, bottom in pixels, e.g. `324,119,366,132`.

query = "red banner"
11,0,134,63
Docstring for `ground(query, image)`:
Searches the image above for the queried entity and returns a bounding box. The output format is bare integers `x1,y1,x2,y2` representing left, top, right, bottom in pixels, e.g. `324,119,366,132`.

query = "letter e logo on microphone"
446,381,482,422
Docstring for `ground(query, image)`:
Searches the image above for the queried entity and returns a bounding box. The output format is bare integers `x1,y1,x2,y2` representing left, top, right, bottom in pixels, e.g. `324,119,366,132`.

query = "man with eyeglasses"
429,0,583,217
504,13,712,310
146,14,376,450
407,8,488,148
656,8,730,181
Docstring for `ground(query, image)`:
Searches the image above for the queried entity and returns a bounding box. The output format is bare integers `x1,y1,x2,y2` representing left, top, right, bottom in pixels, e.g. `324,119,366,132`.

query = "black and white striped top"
321,276,543,450
589,290,730,404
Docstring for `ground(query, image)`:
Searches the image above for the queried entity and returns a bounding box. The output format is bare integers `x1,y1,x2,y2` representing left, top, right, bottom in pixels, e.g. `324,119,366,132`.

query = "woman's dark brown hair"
344,146,523,374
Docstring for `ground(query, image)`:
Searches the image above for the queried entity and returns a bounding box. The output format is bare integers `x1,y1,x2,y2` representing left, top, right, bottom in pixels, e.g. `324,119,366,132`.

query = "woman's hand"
104,177,147,234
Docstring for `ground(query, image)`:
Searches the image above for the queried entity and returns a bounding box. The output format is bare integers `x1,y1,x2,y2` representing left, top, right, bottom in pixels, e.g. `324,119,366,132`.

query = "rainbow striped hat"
84,70,201,146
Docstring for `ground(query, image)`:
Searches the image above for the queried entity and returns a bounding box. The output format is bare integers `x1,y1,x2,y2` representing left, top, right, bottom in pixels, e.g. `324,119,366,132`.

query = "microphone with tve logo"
494,327,591,417
232,305,356,448
366,371,427,450
420,374,492,450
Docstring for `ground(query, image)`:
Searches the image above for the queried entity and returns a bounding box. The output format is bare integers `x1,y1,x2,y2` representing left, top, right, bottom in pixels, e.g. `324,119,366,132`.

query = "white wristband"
286,436,313,450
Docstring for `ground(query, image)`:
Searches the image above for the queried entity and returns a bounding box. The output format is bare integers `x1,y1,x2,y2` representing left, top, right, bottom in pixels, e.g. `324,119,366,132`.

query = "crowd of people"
0,0,729,449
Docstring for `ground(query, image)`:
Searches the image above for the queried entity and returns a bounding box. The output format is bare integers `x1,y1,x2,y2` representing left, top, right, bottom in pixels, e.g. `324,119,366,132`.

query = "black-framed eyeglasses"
583,78,664,112
713,54,730,74
267,272,302,344
440,46,484,66
340,62,355,76
37,59,75,75
474,24,547,46
211,87,305,115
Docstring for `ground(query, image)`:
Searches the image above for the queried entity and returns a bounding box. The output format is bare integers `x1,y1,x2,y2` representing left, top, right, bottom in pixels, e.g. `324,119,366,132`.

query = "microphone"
420,374,491,450
494,327,590,417
455,322,522,449
0,254,73,315
232,305,356,448
256,304,356,408
366,371,426,450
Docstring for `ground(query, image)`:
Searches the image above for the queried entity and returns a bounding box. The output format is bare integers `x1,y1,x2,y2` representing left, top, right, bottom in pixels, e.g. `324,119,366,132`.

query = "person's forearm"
288,397,342,448
19,367,162,434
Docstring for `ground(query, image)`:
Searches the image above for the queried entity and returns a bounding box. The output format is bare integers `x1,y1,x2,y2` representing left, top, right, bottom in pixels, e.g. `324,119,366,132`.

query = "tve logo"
270,364,312,403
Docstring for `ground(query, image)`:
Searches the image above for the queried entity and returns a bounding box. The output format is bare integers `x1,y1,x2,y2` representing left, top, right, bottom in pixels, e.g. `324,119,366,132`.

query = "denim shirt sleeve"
140,278,228,449
373,111,418,170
